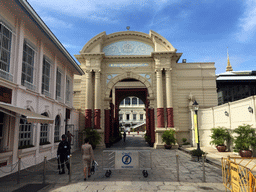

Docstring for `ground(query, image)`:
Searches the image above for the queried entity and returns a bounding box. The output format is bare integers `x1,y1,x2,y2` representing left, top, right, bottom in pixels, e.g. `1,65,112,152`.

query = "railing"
222,156,256,192
0,69,13,82
24,80,36,91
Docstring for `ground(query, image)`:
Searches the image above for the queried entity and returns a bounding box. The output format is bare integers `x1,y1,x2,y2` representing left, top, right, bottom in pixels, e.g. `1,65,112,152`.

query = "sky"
26,0,256,74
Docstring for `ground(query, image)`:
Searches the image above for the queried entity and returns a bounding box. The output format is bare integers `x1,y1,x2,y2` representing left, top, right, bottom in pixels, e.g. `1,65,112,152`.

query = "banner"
194,114,198,143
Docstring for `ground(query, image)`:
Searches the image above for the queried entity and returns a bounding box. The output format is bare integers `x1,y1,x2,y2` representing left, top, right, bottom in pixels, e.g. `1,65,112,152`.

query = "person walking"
66,131,74,146
57,134,70,174
81,138,95,181
123,129,126,142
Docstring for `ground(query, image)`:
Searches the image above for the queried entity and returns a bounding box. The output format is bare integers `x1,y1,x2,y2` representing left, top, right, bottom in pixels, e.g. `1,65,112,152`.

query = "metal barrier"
103,150,151,178
176,154,206,182
0,155,72,185
222,156,256,192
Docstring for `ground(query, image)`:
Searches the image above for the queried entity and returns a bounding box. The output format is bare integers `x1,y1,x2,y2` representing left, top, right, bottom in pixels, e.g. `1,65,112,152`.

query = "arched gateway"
73,30,217,148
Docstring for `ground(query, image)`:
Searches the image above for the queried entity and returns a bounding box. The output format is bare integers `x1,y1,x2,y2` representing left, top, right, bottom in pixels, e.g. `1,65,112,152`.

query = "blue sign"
122,154,132,165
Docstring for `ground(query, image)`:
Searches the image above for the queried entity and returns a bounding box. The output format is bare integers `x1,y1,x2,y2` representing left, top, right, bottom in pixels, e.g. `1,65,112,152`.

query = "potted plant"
161,129,176,149
83,127,101,149
233,124,256,157
181,138,191,148
210,127,231,152
191,149,206,161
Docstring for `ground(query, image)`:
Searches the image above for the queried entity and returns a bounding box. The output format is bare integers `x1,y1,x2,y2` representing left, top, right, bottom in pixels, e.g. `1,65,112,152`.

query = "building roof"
216,70,256,81
17,0,84,75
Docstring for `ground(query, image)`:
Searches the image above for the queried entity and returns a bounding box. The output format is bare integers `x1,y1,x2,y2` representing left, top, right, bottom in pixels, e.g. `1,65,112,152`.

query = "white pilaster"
95,70,101,109
165,68,173,108
85,70,92,109
155,68,163,108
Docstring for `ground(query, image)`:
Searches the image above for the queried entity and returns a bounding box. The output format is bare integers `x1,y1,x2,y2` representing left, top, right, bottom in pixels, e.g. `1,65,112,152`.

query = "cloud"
41,16,73,29
62,43,79,49
28,0,175,24
235,0,256,42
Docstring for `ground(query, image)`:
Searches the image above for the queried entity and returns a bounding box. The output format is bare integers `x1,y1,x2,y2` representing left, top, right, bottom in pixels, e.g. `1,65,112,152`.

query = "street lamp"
192,100,201,154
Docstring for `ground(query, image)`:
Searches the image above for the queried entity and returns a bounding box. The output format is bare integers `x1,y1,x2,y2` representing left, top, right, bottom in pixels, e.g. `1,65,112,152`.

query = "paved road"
0,134,225,191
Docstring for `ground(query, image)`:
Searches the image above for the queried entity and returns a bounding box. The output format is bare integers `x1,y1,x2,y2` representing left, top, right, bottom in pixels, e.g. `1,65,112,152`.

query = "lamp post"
192,100,201,153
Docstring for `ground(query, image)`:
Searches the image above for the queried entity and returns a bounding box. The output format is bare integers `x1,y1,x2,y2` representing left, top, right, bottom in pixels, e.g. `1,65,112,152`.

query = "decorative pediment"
103,41,153,56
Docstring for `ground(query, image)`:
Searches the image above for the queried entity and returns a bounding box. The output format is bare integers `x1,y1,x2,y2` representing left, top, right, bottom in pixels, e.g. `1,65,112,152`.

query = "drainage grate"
12,183,48,192
199,186,214,190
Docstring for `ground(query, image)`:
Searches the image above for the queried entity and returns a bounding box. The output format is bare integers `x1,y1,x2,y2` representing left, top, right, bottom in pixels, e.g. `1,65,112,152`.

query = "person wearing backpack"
57,134,70,174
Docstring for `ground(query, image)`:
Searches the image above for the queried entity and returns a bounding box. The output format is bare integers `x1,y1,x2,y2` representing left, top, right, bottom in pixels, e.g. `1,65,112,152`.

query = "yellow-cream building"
73,30,218,148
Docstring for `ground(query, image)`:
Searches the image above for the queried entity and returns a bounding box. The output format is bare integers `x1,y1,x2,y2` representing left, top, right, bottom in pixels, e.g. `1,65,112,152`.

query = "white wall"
198,96,256,148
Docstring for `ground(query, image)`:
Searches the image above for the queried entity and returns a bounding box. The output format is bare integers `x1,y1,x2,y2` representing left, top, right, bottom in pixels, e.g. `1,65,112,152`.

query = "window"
132,97,137,105
125,98,130,105
120,100,124,105
56,69,62,101
126,114,129,120
0,112,3,150
66,77,71,102
119,114,123,120
0,23,12,72
42,58,51,97
54,115,60,142
22,42,35,89
19,117,32,148
140,114,143,120
40,112,49,145
133,114,136,120
139,99,144,105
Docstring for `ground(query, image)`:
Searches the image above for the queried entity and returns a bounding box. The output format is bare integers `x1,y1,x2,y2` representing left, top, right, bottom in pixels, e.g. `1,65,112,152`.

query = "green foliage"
191,149,206,157
83,128,101,148
210,127,231,146
181,138,190,145
161,129,176,145
144,134,151,143
18,144,34,149
233,124,256,152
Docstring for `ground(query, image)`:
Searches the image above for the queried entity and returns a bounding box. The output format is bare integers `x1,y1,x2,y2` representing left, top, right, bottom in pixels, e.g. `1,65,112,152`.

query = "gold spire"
226,47,233,72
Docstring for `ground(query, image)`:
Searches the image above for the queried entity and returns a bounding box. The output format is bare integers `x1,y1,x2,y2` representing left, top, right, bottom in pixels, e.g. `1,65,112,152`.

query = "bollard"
43,156,46,184
202,154,206,182
176,155,179,181
69,155,72,182
17,157,21,184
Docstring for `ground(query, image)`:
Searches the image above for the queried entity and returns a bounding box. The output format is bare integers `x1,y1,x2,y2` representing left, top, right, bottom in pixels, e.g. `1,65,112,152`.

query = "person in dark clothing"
57,134,70,174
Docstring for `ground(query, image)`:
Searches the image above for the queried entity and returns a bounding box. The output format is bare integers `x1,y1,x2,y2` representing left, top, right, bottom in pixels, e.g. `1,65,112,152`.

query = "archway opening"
105,78,155,148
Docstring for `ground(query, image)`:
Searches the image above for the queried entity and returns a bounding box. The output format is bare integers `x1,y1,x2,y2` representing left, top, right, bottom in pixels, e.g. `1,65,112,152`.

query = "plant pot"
216,145,226,152
164,144,172,149
182,144,191,148
239,150,253,157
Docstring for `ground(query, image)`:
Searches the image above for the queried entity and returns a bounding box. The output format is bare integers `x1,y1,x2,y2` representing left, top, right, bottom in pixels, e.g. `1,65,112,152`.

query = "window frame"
21,41,36,89
54,115,60,142
66,76,71,103
40,112,49,145
19,117,33,148
56,68,62,101
41,57,51,97
0,22,12,73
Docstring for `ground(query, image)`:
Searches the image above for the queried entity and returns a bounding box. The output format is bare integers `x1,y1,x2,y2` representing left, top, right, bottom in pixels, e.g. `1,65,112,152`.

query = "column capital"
85,69,93,73
94,69,101,73
155,68,163,73
165,68,172,72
